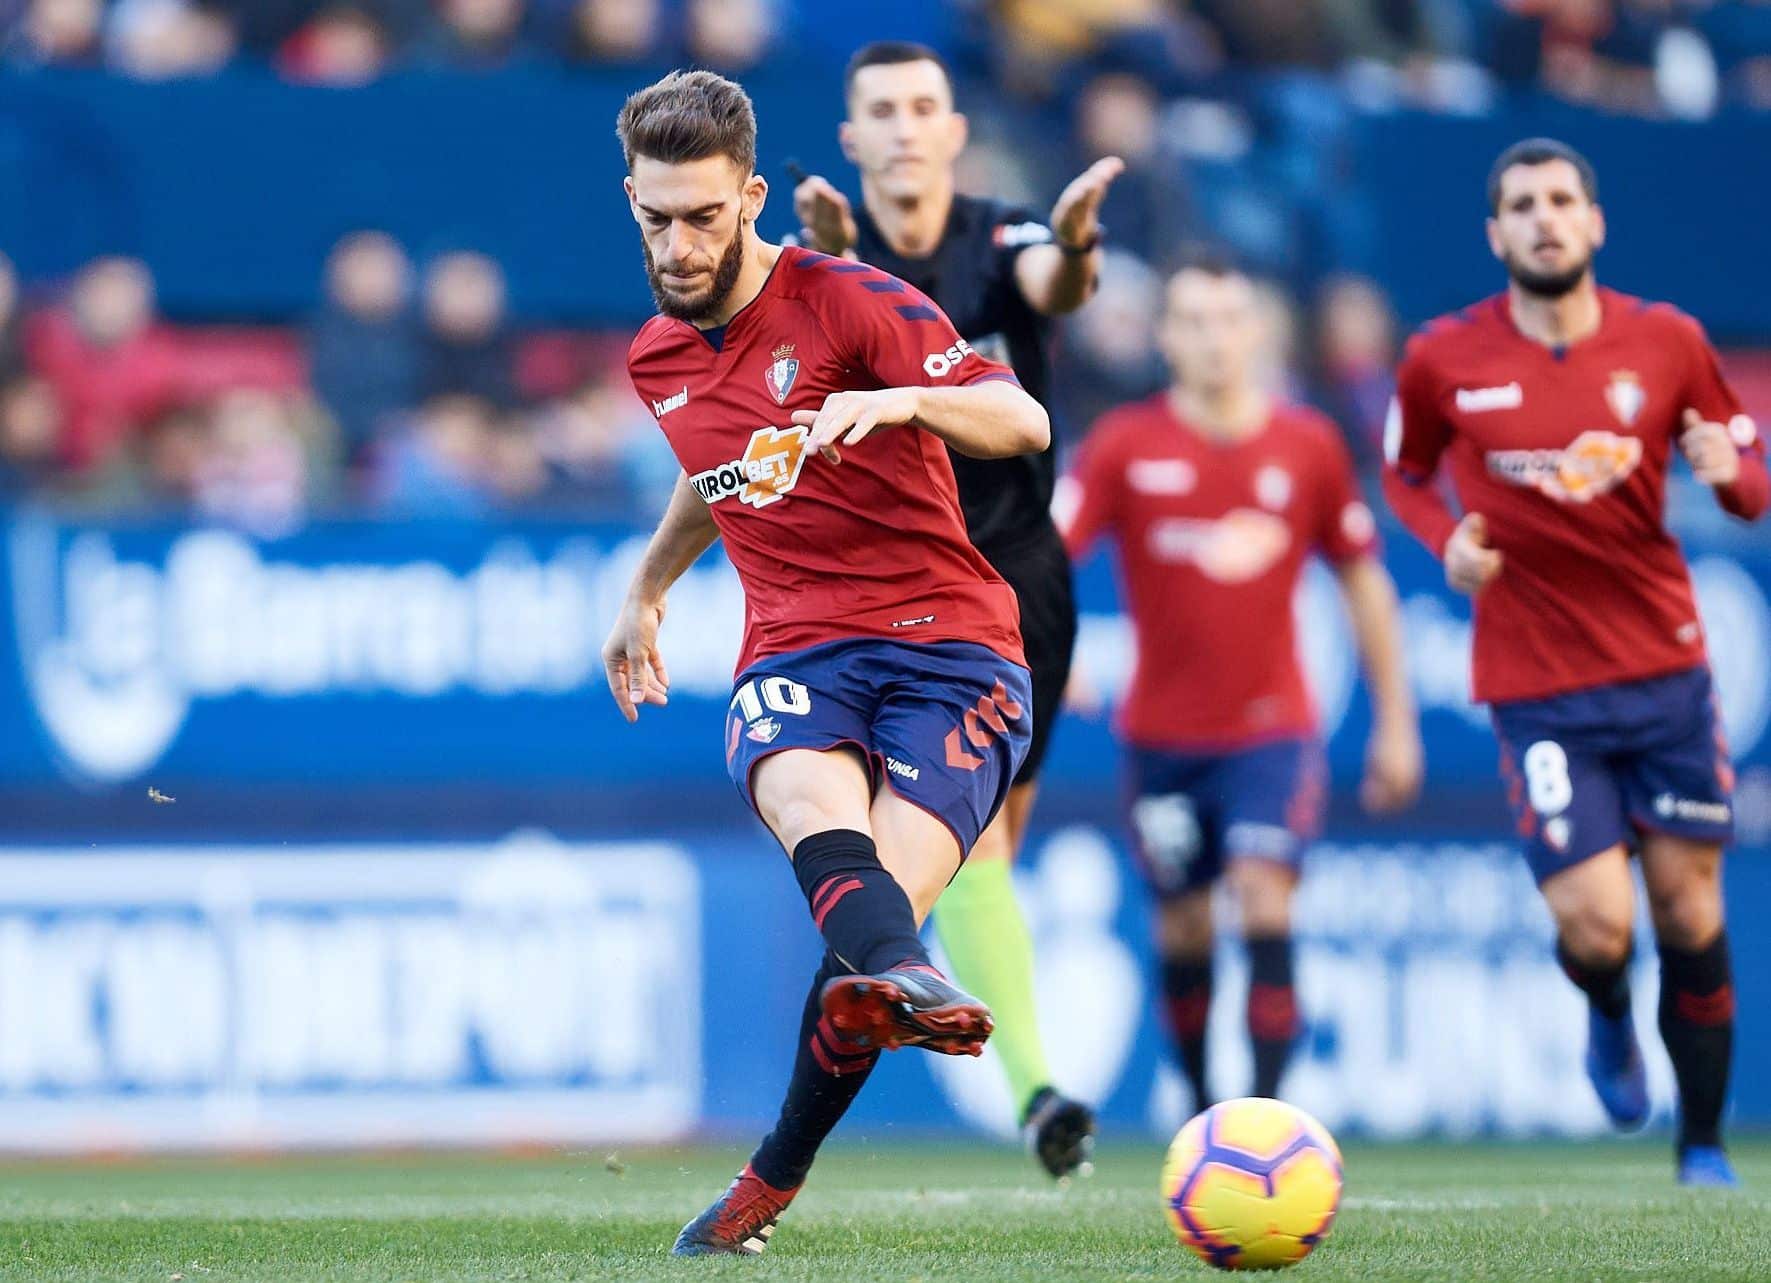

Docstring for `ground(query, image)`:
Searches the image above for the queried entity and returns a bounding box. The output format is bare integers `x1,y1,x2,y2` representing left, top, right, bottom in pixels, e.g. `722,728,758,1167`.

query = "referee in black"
794,40,1122,1180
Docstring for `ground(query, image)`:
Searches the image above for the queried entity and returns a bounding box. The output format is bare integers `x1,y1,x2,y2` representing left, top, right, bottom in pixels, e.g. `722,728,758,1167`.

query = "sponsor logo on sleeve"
651,386,689,418
993,221,1053,249
690,425,810,508
923,338,976,379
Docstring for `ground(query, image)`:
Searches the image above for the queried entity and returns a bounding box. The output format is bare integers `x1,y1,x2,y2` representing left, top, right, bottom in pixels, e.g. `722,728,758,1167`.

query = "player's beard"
643,227,747,323
1503,247,1593,300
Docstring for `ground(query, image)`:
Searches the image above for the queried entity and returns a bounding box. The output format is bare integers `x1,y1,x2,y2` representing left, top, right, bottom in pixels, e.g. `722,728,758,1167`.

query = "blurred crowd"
0,233,1405,530
4,0,1769,528
0,242,679,529
1,1,1769,116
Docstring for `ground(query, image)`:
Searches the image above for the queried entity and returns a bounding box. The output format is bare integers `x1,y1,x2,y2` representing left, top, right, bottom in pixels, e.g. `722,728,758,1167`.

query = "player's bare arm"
1014,155,1124,316
602,473,719,723
1443,512,1503,595
1335,555,1424,814
792,380,1049,464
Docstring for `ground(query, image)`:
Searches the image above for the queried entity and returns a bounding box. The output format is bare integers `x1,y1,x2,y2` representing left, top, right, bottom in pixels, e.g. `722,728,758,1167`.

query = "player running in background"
791,40,1121,1177
1383,139,1768,1187
603,71,1050,1255
1060,256,1421,1110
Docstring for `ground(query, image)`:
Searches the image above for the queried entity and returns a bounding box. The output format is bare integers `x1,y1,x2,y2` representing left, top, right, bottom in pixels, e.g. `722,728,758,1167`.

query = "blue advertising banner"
4,510,1770,847
0,827,1767,1152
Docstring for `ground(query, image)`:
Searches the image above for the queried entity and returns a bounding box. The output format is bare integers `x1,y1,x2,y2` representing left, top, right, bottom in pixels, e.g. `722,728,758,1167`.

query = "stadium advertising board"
0,829,1766,1152
0,834,700,1149
4,513,1770,828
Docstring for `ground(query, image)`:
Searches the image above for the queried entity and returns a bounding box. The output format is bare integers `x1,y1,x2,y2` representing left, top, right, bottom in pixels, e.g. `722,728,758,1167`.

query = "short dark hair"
616,69,757,176
844,41,953,103
1487,138,1598,213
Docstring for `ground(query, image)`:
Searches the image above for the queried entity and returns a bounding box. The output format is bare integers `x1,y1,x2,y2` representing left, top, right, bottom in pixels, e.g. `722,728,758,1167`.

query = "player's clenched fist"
1444,511,1503,596
793,387,921,463
602,595,671,723
793,173,859,258
1681,408,1742,487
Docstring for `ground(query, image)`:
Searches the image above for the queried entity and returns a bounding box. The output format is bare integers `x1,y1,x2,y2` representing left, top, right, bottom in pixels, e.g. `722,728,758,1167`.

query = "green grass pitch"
2,1139,1768,1281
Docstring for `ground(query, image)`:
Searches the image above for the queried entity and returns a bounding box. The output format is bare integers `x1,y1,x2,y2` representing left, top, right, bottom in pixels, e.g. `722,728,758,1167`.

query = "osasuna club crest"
1606,370,1645,427
765,342,800,405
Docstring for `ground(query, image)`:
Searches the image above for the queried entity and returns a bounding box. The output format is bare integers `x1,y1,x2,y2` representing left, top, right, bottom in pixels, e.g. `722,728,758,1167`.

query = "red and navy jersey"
627,245,1027,674
1382,289,1769,705
1060,396,1378,749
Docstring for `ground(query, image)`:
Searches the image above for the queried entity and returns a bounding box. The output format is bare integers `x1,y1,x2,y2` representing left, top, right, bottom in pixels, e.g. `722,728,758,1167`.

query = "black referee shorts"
982,527,1077,788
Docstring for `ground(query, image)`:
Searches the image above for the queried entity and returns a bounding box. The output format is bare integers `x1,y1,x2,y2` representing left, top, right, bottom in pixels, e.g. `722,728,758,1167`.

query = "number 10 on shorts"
731,676,812,720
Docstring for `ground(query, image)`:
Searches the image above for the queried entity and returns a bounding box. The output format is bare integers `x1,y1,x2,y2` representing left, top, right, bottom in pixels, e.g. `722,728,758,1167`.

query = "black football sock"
750,951,880,1189
1557,939,1633,1021
1161,954,1214,1109
793,829,931,975
1246,934,1300,1100
1658,932,1734,1151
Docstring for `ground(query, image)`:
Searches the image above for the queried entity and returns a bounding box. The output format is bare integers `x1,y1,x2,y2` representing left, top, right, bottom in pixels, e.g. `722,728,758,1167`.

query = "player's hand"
1361,717,1424,815
793,387,920,464
793,174,858,257
601,595,670,723
1443,512,1503,595
1682,408,1741,487
1049,155,1125,250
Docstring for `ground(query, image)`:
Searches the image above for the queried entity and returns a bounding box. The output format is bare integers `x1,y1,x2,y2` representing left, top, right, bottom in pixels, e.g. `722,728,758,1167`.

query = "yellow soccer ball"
1160,1097,1344,1270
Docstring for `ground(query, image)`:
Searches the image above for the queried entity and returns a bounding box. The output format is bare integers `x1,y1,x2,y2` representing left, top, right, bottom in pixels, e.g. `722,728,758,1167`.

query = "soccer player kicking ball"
1060,256,1422,1111
1383,139,1768,1186
792,40,1122,1176
603,71,1049,1255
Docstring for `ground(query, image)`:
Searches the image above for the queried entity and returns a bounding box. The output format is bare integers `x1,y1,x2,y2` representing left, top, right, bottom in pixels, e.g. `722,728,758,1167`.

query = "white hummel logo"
652,386,689,418
1455,383,1523,413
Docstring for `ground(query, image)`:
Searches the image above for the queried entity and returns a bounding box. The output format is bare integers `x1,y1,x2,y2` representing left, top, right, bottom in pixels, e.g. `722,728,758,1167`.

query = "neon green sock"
933,856,1052,1118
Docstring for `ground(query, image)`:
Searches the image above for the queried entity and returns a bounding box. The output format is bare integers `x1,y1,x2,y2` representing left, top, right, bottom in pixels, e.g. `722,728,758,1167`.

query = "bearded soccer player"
1382,139,1768,1186
791,41,1120,1176
1061,257,1421,1110
603,71,1049,1255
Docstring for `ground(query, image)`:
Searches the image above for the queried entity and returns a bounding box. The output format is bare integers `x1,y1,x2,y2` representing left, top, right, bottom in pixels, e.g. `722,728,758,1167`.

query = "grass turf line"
0,1139,1767,1281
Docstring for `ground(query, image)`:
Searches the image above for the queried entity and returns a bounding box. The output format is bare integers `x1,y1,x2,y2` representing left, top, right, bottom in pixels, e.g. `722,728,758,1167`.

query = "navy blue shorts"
1125,738,1327,899
1491,665,1735,884
725,638,1033,855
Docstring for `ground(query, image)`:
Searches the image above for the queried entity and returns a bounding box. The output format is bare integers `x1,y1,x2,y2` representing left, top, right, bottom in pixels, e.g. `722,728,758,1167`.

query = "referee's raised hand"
1049,156,1125,249
793,173,859,257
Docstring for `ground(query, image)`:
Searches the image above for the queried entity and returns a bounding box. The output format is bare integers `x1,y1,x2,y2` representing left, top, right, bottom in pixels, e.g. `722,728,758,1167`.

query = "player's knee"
767,796,856,853
1158,893,1213,956
1647,879,1723,951
1227,860,1294,935
1555,900,1634,968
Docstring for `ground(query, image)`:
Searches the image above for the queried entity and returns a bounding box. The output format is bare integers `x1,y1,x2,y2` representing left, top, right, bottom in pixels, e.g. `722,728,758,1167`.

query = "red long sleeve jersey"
627,246,1027,675
1062,396,1378,749
1383,290,1769,705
